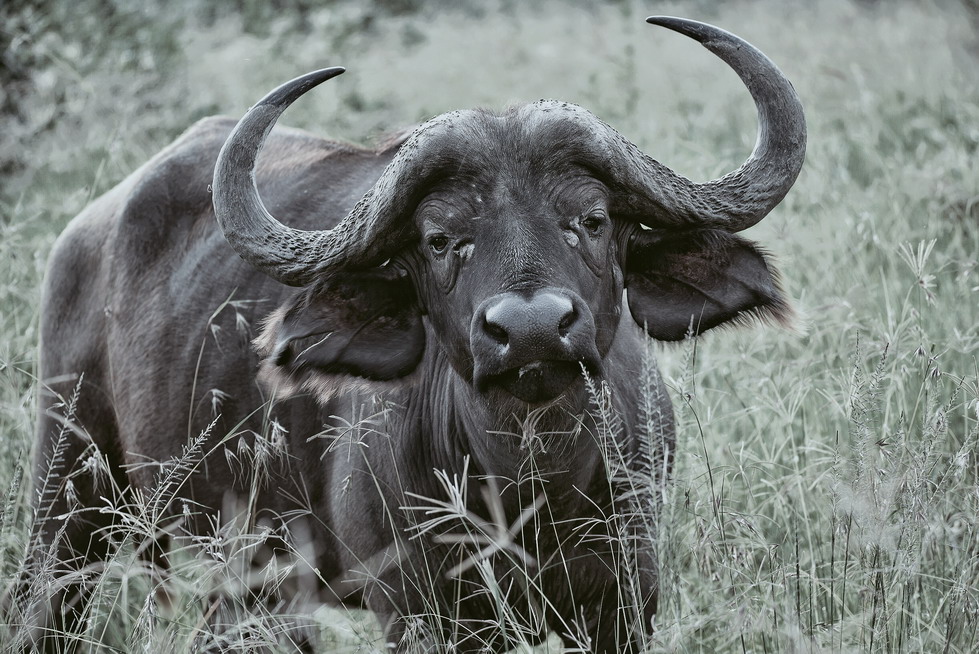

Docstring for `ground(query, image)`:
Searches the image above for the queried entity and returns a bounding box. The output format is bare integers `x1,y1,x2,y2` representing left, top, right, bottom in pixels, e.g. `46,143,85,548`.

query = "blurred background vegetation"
1,0,978,651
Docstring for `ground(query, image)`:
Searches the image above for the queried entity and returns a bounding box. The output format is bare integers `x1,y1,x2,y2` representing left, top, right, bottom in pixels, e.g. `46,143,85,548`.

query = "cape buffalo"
26,16,804,653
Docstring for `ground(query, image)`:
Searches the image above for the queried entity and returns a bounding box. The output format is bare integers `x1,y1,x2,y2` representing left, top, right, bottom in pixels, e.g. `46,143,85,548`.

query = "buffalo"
25,16,804,653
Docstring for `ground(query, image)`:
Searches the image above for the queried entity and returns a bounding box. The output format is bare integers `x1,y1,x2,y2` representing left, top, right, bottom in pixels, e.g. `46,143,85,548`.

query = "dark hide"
27,110,789,653
626,228,791,341
272,268,425,380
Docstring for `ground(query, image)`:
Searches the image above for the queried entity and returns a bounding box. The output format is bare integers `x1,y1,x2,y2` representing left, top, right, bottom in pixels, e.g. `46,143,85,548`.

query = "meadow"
1,0,978,651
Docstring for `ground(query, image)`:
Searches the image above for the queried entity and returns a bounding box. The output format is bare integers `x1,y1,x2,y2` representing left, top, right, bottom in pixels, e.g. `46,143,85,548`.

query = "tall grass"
1,0,978,651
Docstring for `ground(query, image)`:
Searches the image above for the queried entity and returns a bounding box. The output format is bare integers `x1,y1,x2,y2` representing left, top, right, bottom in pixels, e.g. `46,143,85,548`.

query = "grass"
2,0,978,651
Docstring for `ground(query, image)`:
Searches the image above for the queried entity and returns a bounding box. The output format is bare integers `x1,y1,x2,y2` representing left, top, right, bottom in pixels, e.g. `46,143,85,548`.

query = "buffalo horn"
213,67,350,287
613,17,807,231
213,18,806,287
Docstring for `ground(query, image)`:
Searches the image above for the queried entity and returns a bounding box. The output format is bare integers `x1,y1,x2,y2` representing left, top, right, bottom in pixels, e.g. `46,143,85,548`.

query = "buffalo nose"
471,289,601,402
481,291,578,349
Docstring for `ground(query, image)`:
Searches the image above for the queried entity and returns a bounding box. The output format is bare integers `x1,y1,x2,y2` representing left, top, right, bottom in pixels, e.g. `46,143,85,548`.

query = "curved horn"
214,18,805,289
213,64,457,287
212,67,346,287
607,17,806,231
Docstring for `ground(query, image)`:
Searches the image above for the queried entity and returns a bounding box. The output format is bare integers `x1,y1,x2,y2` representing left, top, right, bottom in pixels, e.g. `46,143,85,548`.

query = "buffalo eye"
428,234,450,255
580,214,604,236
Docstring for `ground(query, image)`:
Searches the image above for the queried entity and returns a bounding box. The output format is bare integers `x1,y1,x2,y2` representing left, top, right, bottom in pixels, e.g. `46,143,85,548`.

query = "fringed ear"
254,267,425,396
625,228,792,341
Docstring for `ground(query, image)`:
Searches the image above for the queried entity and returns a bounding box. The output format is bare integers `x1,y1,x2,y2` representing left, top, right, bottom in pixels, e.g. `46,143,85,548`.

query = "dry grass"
1,0,978,651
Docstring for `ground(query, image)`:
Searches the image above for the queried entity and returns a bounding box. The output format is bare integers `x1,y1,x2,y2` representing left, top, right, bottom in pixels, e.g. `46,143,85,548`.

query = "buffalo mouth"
480,359,586,404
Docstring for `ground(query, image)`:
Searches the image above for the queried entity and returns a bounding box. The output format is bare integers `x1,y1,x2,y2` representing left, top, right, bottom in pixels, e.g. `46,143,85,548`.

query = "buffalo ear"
260,267,425,383
625,229,791,341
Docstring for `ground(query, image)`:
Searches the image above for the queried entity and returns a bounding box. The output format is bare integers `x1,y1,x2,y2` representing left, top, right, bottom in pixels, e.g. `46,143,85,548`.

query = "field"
1,0,978,651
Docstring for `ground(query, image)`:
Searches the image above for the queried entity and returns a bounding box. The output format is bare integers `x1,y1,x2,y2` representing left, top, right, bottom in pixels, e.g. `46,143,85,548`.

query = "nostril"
558,307,578,337
484,317,509,345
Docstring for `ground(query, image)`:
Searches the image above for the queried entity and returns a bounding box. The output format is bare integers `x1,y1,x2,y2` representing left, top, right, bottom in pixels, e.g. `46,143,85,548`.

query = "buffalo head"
212,17,804,408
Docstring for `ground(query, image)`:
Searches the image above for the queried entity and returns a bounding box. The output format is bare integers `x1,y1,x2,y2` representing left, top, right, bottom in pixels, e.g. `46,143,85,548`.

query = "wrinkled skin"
25,18,803,654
